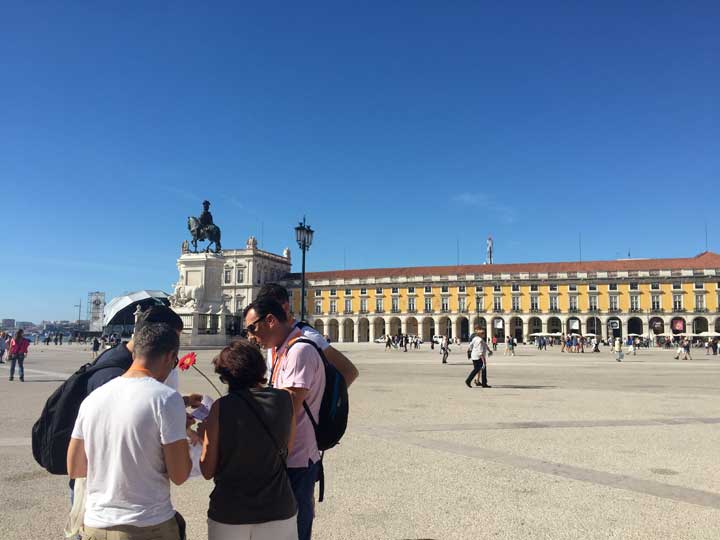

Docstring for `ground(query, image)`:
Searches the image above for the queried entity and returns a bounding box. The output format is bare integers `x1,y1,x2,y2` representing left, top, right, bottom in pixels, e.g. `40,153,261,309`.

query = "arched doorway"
358,318,370,342
342,319,354,342
528,317,542,337
567,317,581,335
649,317,664,335
456,316,469,341
692,317,708,334
389,317,402,337
314,319,325,337
327,319,339,342
671,317,686,335
438,316,452,338
509,317,523,342
607,317,622,339
491,317,505,340
421,317,434,341
406,317,419,337
373,318,386,340
548,317,562,334
586,317,601,336
628,317,643,335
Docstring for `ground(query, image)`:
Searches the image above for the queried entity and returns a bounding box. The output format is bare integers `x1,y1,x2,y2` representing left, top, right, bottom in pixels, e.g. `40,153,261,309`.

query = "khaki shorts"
83,517,180,540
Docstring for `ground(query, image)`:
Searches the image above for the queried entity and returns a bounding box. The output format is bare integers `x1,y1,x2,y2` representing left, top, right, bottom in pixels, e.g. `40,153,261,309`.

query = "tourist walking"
441,335,450,364
201,340,298,540
613,337,623,362
0,331,6,363
465,327,490,388
491,335,497,351
8,329,30,381
243,297,326,540
67,323,192,540
91,337,100,359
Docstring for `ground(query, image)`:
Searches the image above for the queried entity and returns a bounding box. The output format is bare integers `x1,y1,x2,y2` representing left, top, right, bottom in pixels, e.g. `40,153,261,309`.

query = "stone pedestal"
169,253,231,347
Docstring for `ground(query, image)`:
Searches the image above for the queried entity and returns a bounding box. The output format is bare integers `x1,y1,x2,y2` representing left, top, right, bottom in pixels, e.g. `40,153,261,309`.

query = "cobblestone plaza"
2,342,719,539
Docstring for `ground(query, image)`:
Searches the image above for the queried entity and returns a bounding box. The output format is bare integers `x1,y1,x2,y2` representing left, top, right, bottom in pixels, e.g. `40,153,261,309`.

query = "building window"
408,297,416,312
673,294,683,311
441,285,449,293
330,289,337,296
569,284,577,292
695,294,705,310
493,296,502,312
589,296,598,311
609,296,618,311
314,300,322,315
511,296,520,311
345,288,351,295
569,296,578,310
476,296,484,312
329,300,337,314
344,299,352,313
376,298,384,312
391,297,399,313
441,297,450,312
458,285,466,293
408,286,415,294
550,296,558,310
493,284,501,292
609,283,618,291
459,297,466,312
549,284,558,292
236,268,245,283
424,286,432,293
630,295,639,311
694,282,705,290
629,282,639,291
391,287,399,294
672,283,682,290
360,298,368,313
588,284,597,291
530,296,539,311
510,284,519,292
530,284,539,292
376,287,383,294
360,288,367,295
315,290,322,297
651,282,660,290
224,269,231,284
424,297,433,312
651,295,661,310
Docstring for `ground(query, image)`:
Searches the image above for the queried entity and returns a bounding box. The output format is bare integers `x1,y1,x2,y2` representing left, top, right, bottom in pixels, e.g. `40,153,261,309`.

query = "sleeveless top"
208,388,297,524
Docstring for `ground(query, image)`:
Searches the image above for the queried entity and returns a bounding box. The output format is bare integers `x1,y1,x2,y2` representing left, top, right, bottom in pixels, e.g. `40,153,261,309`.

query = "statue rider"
200,200,214,228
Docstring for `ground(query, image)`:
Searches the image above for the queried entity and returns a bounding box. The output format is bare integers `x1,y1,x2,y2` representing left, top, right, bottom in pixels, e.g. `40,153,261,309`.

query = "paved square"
1,342,719,539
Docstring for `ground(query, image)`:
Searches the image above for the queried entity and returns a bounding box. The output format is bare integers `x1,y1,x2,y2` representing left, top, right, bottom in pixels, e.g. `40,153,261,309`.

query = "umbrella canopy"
628,333,642,337
103,290,170,327
529,333,546,337
550,332,563,337
697,331,720,337
584,332,596,337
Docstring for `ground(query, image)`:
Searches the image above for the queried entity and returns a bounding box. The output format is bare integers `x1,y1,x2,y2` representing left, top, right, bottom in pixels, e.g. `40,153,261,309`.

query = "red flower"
178,352,197,371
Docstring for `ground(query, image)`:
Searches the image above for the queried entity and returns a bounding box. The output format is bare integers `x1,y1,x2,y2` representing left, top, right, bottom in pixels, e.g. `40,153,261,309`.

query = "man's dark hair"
133,322,180,364
257,283,290,304
135,305,184,333
243,296,287,323
212,340,267,390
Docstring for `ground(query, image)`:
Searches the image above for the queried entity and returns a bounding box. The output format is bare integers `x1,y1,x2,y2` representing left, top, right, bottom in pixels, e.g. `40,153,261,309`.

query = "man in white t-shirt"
255,283,359,387
67,323,192,540
465,327,491,388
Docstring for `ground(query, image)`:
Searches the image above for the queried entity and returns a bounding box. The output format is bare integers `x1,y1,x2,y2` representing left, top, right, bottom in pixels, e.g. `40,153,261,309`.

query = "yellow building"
283,251,720,343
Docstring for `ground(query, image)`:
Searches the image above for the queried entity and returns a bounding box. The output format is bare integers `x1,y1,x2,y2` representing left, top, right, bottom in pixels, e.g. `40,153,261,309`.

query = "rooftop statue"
187,200,222,253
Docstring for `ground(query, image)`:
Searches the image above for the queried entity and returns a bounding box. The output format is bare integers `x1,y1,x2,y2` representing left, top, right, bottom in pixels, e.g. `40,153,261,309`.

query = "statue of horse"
187,216,222,253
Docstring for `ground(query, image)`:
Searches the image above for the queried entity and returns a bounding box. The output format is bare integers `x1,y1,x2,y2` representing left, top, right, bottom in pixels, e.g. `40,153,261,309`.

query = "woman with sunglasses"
200,340,298,540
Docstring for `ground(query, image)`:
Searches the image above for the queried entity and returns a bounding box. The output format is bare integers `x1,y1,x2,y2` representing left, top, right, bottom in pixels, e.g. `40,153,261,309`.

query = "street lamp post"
295,217,314,322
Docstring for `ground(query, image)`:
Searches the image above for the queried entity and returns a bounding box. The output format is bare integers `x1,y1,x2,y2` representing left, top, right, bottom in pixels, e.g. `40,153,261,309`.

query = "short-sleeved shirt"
266,321,330,376
468,336,488,361
274,329,325,468
72,376,187,528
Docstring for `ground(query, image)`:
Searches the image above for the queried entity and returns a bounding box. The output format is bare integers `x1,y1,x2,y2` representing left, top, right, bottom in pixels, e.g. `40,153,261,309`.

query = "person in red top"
8,328,30,382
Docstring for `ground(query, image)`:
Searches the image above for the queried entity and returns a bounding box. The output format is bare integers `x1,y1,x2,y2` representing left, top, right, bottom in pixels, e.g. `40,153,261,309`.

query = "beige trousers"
83,517,180,540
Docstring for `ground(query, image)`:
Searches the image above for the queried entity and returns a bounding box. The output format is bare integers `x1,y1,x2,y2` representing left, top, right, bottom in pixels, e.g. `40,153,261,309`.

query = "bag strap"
233,389,287,465
287,337,326,429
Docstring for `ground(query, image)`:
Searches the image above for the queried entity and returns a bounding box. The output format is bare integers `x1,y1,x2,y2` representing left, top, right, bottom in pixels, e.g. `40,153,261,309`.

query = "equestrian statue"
187,200,222,253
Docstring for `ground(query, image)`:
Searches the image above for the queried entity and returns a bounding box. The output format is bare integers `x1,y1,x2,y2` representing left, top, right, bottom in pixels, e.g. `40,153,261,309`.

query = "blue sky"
2,2,718,322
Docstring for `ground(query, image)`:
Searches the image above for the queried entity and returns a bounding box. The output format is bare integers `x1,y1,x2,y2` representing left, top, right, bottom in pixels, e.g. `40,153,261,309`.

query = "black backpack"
31,347,131,475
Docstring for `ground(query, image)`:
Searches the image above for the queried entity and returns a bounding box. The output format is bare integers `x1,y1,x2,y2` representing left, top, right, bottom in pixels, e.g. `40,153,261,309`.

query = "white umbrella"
628,333,642,337
529,332,545,337
584,332,596,337
550,332,563,337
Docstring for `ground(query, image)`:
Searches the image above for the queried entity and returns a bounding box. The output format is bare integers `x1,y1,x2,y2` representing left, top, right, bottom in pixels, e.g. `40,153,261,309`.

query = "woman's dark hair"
213,340,267,390
14,329,23,341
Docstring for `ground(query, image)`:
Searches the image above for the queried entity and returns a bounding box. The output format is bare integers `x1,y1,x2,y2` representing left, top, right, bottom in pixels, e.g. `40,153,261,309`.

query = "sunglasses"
241,314,269,337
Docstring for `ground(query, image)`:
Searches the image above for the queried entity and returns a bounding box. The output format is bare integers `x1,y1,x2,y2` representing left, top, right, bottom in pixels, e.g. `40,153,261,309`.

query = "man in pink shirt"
244,297,325,540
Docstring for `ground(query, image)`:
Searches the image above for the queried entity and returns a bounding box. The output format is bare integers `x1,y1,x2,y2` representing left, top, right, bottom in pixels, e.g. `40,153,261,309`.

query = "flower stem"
192,365,222,396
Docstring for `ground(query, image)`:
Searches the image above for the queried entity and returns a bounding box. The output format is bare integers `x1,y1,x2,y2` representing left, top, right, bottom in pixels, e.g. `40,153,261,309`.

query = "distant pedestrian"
0,331,6,363
8,329,30,381
91,337,100,359
613,337,622,362
491,335,497,351
441,335,449,364
465,327,490,388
